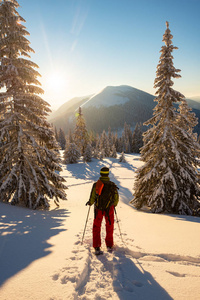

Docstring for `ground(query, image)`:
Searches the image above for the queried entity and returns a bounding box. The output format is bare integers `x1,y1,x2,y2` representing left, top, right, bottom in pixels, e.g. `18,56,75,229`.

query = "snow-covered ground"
0,154,200,300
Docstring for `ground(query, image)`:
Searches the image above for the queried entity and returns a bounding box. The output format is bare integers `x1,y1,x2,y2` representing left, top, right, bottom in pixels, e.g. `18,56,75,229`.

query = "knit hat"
100,167,109,176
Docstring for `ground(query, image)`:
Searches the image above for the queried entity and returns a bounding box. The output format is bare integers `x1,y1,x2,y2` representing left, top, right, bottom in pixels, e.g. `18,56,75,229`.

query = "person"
86,167,119,255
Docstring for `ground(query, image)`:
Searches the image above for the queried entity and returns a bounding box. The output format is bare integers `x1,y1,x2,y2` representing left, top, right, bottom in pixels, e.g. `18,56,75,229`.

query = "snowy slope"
0,154,200,300
82,86,133,108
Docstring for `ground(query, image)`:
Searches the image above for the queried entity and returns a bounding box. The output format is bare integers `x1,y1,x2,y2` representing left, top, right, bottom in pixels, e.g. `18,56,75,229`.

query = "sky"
17,0,200,110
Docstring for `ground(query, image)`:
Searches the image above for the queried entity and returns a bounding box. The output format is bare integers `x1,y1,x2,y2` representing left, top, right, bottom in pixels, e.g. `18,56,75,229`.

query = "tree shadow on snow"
167,213,200,224
109,165,135,206
64,158,135,205
0,203,69,287
64,159,107,182
98,249,173,300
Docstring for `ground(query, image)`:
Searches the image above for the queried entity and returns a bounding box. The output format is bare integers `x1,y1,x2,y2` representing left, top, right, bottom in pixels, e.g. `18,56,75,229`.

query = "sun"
42,70,70,108
46,72,68,92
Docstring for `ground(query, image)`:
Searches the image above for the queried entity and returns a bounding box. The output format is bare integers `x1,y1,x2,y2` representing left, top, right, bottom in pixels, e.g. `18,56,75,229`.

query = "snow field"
0,154,200,299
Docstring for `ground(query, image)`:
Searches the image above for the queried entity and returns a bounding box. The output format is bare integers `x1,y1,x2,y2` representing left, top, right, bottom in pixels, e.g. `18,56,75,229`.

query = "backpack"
95,180,118,211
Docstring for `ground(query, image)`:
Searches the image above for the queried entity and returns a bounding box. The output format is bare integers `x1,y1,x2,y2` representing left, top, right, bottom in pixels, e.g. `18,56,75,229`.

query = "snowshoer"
86,167,119,255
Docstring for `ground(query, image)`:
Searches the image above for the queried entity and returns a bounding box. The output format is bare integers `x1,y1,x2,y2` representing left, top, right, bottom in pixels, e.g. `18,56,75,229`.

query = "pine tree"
131,22,200,215
63,142,81,164
108,126,113,152
92,146,99,159
0,0,66,208
119,151,126,163
74,107,88,155
58,128,66,150
92,133,100,159
67,128,74,144
123,122,132,153
110,144,117,158
132,123,143,153
113,132,119,152
83,143,92,162
99,149,105,160
99,130,110,157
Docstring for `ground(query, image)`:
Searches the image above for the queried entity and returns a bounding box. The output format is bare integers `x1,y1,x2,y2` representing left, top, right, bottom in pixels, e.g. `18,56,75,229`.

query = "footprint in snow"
52,273,60,281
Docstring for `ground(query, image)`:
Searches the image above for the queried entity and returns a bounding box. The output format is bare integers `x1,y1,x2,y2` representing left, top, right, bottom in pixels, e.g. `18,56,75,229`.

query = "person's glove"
85,201,91,206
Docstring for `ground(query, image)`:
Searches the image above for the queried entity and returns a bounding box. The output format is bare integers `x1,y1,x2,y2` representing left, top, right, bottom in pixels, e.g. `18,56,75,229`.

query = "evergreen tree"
114,132,119,152
99,149,105,160
65,128,73,147
131,22,200,215
92,133,100,159
88,131,96,148
119,151,126,163
123,122,132,153
92,146,99,159
58,128,66,150
0,0,66,208
110,144,117,158
117,136,123,153
83,143,92,162
74,107,88,155
120,131,126,152
63,142,81,164
99,130,110,157
132,123,143,153
108,126,113,152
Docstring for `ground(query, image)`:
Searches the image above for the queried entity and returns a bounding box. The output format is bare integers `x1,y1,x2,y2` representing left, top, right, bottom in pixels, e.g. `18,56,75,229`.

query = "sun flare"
46,72,68,93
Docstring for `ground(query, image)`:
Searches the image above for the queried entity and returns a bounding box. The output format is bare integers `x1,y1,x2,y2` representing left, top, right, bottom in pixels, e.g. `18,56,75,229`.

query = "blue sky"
18,0,200,109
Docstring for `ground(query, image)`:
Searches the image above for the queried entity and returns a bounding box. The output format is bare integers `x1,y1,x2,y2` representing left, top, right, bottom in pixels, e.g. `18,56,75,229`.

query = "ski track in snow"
50,224,200,300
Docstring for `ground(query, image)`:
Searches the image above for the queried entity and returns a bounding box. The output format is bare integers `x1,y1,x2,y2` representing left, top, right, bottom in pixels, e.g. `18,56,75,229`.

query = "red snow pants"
93,205,114,248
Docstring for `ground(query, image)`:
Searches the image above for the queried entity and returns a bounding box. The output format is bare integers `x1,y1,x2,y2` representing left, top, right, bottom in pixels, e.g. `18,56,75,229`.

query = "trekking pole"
114,207,125,245
81,206,91,244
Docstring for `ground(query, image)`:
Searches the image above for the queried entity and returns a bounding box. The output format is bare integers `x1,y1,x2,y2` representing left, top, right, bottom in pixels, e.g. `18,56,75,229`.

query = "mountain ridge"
48,85,200,134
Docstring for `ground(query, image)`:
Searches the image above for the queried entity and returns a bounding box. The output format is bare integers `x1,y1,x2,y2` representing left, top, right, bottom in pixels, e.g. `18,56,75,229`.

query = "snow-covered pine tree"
99,130,110,157
58,128,66,150
123,122,132,153
108,126,113,153
66,128,74,144
131,22,200,215
113,132,120,152
99,149,105,160
0,0,66,209
83,143,92,162
110,144,117,158
119,151,126,163
73,107,88,155
63,142,81,164
117,136,123,153
92,146,99,159
92,133,100,159
132,123,143,153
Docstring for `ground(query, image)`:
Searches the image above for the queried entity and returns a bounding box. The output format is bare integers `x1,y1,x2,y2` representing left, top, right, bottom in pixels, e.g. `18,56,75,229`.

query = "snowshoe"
107,246,114,253
94,247,103,255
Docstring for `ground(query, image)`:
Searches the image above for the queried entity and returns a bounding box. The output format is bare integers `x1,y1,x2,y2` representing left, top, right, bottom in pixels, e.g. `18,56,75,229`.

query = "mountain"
188,96,200,102
48,85,155,133
186,98,200,110
48,85,200,134
48,95,92,121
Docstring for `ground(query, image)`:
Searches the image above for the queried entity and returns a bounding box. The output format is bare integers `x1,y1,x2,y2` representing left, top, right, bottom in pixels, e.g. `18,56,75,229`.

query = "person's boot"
94,247,103,255
107,246,114,252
